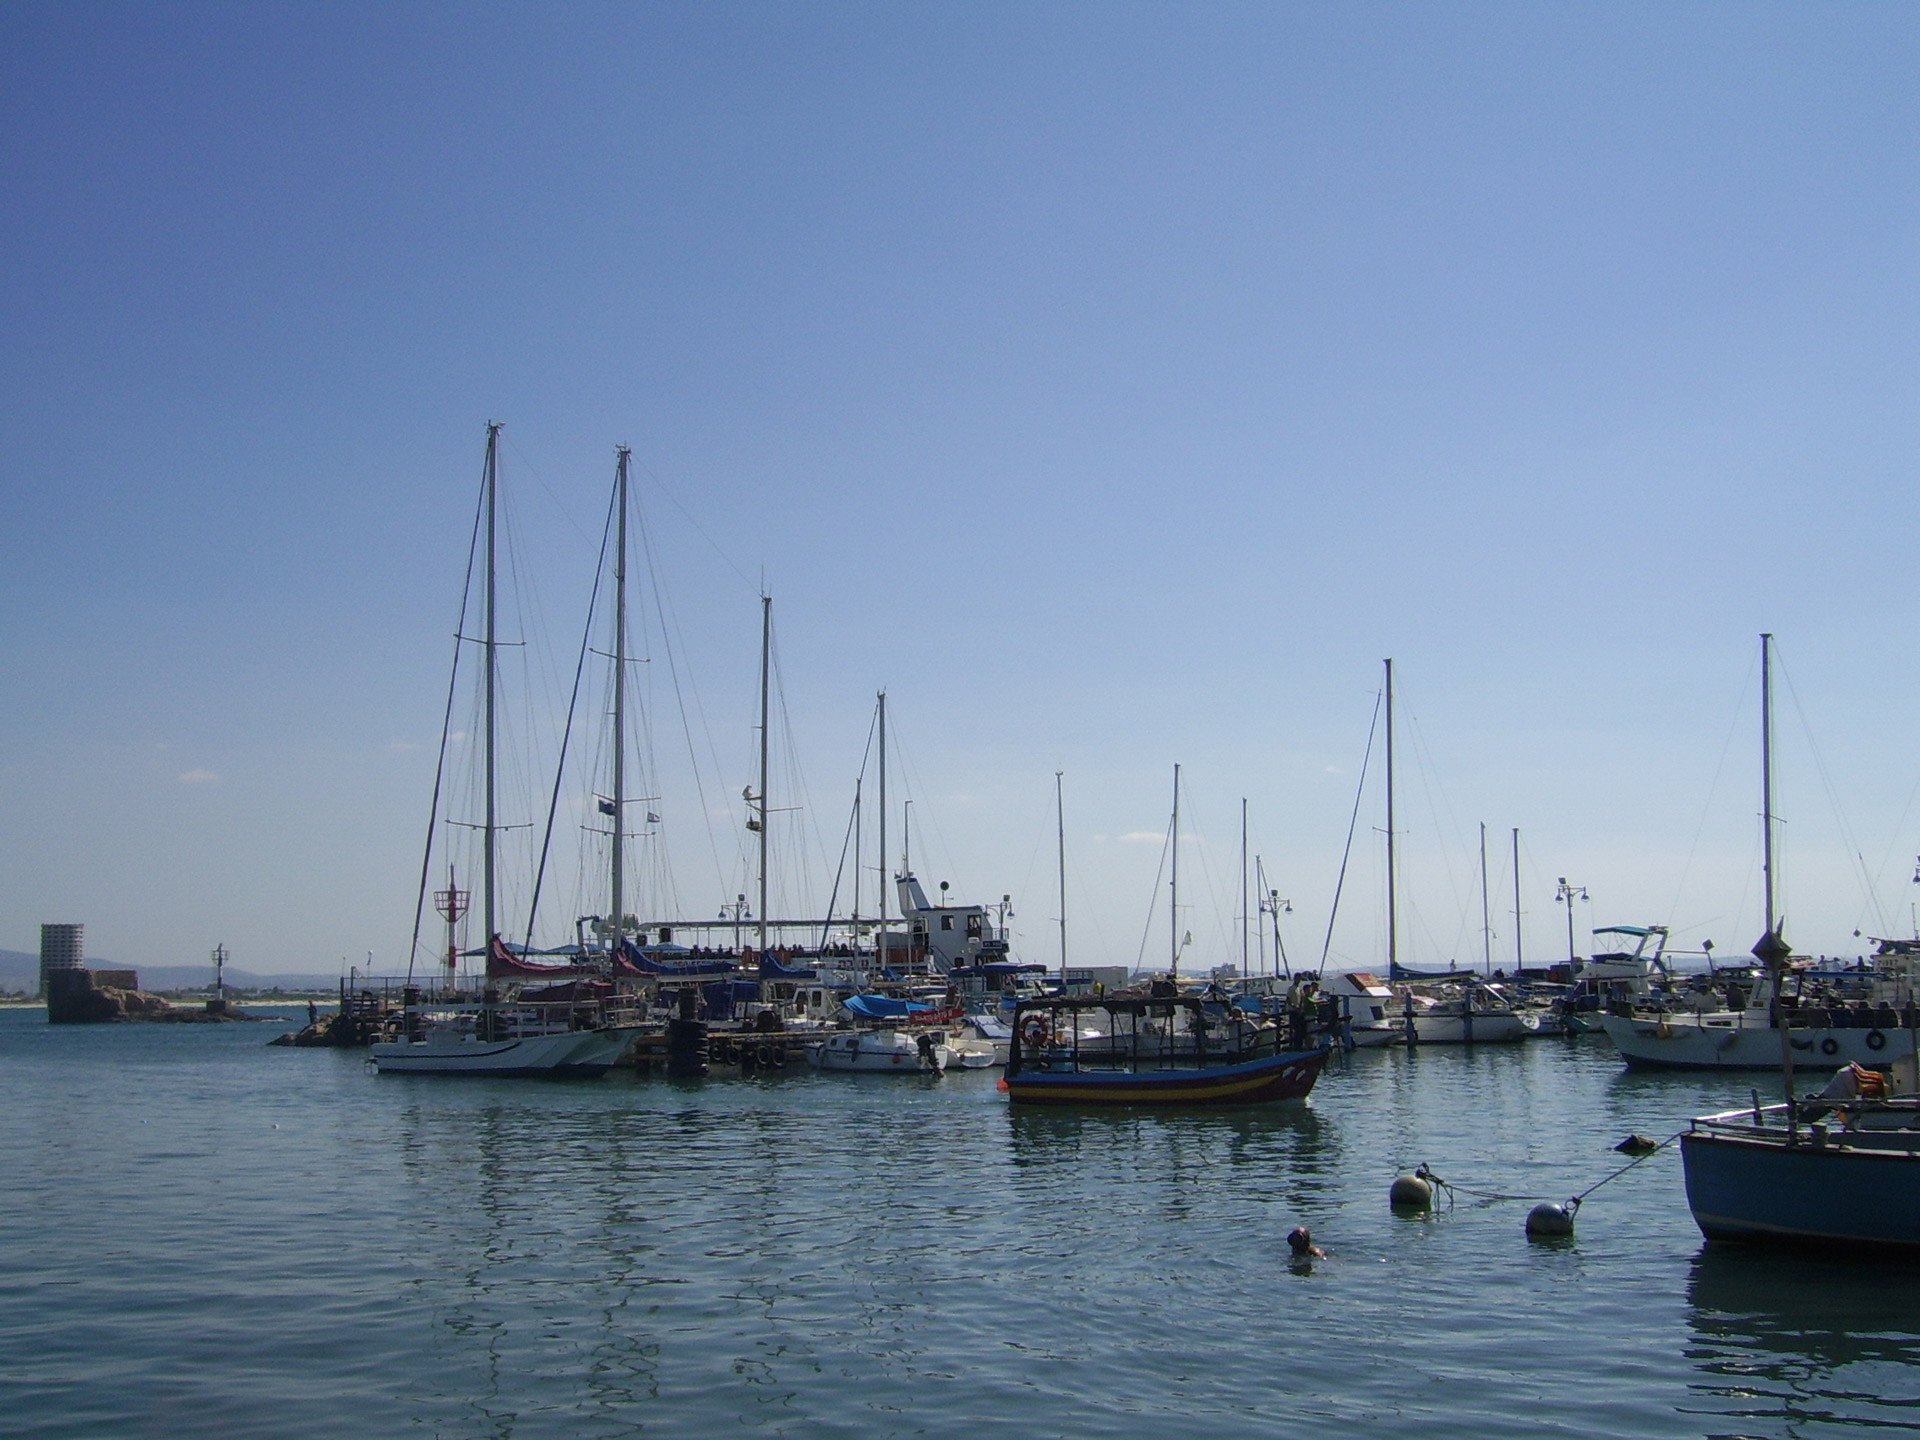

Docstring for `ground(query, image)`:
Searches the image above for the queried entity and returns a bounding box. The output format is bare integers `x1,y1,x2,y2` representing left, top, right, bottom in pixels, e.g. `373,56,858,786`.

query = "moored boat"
807,1028,953,1072
1682,1061,1920,1251
1001,992,1328,1106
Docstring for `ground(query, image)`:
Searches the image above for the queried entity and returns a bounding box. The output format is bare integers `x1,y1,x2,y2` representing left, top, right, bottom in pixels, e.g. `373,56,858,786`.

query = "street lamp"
1555,877,1589,967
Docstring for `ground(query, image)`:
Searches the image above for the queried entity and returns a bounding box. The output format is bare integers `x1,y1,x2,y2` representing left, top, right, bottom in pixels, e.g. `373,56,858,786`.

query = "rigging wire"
1319,687,1383,973
524,477,617,952
407,452,487,981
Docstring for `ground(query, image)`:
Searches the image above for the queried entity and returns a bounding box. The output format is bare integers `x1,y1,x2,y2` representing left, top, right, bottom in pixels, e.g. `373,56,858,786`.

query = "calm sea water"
3,1006,1919,1439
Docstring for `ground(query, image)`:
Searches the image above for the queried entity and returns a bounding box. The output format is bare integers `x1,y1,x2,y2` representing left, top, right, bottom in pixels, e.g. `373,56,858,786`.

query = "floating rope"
1407,1130,1685,1216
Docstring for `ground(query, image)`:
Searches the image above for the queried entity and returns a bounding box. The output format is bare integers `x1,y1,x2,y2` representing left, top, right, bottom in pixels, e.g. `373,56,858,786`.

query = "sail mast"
877,691,888,968
1056,770,1067,986
1480,821,1491,976
1761,632,1777,938
1384,658,1397,977
610,446,629,949
1511,828,1523,973
483,421,500,950
1240,798,1250,981
1169,763,1181,977
757,594,771,958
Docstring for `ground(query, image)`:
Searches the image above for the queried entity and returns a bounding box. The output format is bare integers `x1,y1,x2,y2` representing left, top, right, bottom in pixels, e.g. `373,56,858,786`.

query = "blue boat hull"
1681,1130,1920,1252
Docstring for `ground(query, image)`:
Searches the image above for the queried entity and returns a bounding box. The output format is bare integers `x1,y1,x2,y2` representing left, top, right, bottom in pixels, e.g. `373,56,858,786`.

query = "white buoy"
1390,1173,1433,1211
1526,1202,1575,1237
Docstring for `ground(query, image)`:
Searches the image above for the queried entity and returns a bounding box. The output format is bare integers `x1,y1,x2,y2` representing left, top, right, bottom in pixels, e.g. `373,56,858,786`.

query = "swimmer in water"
1286,1226,1325,1264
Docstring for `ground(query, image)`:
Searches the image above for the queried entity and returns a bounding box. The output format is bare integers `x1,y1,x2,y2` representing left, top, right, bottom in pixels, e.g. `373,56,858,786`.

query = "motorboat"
806,1028,954,1072
1683,1057,1920,1250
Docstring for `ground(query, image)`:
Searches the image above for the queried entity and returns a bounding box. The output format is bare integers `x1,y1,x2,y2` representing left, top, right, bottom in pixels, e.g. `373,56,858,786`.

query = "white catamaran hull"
371,1026,634,1077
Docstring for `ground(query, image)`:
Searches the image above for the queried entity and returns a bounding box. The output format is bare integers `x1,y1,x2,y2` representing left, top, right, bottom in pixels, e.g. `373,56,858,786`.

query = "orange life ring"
1019,1014,1052,1049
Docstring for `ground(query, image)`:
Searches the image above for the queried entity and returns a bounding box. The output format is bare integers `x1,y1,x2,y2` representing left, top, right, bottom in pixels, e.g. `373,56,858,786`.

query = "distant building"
39,923,83,997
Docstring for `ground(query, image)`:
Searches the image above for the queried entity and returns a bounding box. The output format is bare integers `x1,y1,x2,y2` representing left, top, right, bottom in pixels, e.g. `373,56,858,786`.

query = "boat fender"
1389,1172,1433,1212
1820,1037,1841,1057
1867,1028,1889,1051
1525,1200,1577,1238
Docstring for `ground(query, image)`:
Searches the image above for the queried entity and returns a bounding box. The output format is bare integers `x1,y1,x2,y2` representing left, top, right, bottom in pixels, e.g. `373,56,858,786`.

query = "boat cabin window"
941,917,954,931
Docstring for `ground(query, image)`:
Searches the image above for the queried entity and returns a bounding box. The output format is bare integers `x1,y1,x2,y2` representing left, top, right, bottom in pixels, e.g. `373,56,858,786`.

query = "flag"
646,811,661,824
597,798,617,817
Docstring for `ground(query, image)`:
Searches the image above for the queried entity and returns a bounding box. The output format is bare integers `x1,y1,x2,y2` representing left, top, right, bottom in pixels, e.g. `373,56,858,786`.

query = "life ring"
1820,1036,1840,1057
1867,1028,1888,1051
1019,1014,1052,1049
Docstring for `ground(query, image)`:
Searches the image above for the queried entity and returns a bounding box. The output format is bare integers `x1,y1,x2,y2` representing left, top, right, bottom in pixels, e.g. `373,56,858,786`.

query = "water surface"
4,1008,1917,1438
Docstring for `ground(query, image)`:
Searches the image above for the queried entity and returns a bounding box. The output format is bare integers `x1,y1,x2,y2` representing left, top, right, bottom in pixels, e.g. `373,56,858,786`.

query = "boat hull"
370,1027,633,1077
1003,1046,1328,1106
1602,1013,1917,1070
1682,1128,1920,1251
1409,1013,1529,1044
806,1031,951,1072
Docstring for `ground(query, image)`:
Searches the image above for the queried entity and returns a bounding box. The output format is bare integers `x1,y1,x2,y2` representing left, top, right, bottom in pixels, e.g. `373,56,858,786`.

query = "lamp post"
1555,877,1589,967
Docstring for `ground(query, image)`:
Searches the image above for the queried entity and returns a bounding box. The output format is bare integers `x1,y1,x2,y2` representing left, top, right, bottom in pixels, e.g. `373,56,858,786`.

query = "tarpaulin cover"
843,994,935,1020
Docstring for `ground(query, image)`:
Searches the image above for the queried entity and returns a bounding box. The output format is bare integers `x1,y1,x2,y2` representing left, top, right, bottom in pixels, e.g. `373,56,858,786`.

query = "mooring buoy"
1390,1172,1433,1211
1526,1202,1576,1237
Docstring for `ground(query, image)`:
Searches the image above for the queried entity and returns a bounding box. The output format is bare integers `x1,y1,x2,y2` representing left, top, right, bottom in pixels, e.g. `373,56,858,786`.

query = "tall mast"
877,691,888,964
1056,771,1067,985
1511,827,1523,973
483,421,500,949
1169,763,1181,976
757,594,771,957
1384,658,1397,977
610,446,629,947
851,777,862,942
1761,632,1777,938
1479,821,1492,976
1240,798,1250,980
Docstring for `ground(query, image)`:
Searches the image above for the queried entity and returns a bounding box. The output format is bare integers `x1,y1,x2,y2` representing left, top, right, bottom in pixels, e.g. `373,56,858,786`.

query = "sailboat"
1369,659,1525,1044
1603,635,1920,1070
372,429,638,1078
1679,634,1920,1250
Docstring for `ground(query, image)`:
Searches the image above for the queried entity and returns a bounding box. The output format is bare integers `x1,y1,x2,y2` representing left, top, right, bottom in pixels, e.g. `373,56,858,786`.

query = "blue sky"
3,3,1917,978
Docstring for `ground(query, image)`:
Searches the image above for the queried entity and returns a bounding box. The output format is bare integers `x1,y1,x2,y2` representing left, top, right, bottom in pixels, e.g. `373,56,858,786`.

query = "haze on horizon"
3,4,1917,979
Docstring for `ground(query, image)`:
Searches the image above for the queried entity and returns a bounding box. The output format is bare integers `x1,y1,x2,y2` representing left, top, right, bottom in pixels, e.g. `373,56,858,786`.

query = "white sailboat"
1603,635,1920,1071
374,429,637,1078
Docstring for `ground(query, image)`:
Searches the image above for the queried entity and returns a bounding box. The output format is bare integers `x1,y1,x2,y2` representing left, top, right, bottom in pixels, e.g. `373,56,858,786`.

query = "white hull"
1409,1012,1529,1044
1602,1012,1919,1070
1346,1024,1407,1049
371,1026,633,1076
806,1030,951,1072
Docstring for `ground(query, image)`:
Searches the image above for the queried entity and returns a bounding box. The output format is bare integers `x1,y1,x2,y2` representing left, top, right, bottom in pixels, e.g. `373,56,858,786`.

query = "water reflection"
1684,1246,1920,1433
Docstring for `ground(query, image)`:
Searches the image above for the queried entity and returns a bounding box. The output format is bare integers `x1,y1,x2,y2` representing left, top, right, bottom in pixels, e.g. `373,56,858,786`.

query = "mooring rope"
1409,1130,1686,1214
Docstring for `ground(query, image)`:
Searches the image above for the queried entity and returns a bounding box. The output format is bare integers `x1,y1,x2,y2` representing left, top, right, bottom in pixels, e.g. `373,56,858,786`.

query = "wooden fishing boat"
1000,992,1328,1106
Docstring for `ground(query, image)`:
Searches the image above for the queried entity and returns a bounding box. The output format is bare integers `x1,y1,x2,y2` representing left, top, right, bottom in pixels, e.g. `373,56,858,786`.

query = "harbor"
6,1003,1920,1439
7,5,1919,1437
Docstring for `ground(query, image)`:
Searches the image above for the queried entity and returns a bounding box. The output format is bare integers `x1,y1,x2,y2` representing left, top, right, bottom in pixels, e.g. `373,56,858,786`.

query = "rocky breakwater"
45,969,259,1025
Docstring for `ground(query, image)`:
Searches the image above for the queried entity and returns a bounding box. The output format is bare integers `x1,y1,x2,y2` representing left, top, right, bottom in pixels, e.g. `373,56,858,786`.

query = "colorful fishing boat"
1000,992,1328,1106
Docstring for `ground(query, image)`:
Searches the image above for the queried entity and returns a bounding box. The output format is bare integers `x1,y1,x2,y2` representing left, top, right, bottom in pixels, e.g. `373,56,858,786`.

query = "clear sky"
4,3,1917,979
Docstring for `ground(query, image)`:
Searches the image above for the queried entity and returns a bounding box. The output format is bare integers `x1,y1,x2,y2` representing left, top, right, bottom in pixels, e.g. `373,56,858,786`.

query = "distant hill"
0,949,349,994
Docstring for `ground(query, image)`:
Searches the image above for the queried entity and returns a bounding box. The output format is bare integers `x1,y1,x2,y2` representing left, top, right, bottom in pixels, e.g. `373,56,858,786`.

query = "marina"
8,1005,1920,1439
7,7,1918,1439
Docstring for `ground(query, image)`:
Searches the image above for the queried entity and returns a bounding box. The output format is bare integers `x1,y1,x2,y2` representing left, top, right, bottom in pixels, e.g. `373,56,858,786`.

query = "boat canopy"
618,936,737,977
843,993,936,1020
